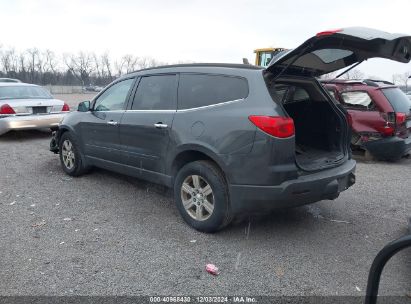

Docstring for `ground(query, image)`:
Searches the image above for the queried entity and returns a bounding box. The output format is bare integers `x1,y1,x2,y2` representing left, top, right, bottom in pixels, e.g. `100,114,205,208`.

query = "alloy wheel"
180,175,214,221
61,139,75,170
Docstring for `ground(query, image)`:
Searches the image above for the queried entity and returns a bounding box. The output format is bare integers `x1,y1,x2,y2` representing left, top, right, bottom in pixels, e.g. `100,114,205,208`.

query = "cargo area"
266,76,346,171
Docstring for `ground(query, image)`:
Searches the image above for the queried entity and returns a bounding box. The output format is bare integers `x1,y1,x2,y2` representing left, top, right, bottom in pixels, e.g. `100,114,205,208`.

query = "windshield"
382,87,411,113
0,86,52,100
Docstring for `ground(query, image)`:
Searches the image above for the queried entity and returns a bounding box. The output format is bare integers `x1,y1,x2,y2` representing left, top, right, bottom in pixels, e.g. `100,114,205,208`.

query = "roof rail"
320,79,365,84
321,78,395,87
128,63,263,74
364,79,394,85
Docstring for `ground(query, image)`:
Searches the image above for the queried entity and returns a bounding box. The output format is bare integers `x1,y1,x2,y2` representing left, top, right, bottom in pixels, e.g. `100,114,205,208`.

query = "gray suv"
50,27,411,232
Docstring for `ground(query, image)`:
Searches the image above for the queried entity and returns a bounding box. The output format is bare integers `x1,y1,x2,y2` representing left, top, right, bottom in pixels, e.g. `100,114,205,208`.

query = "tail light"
249,115,295,138
0,104,16,115
379,112,394,136
62,103,70,112
395,112,406,125
377,125,395,136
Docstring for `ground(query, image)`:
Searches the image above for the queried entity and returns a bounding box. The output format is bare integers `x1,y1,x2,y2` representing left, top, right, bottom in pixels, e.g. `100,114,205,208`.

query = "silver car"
0,83,69,135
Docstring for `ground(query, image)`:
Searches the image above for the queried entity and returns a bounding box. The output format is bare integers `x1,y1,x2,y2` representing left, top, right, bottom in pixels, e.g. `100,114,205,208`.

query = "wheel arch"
169,145,228,184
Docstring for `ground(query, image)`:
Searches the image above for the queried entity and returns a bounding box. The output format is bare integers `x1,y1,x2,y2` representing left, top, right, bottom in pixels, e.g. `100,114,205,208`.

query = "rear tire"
59,132,89,176
174,160,232,233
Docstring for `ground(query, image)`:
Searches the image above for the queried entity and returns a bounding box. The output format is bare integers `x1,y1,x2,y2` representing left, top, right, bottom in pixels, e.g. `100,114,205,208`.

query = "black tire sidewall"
59,132,83,176
174,161,230,233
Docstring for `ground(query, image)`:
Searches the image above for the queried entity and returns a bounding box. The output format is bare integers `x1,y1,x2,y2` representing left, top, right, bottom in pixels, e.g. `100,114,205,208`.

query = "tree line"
0,46,167,86
2,45,411,91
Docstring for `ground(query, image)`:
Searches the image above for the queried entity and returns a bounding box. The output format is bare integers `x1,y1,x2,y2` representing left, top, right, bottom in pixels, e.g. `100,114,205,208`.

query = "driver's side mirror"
77,100,91,112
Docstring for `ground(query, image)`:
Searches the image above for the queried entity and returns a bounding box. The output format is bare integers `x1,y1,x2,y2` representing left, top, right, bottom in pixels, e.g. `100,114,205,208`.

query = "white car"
406,91,411,100
0,83,70,135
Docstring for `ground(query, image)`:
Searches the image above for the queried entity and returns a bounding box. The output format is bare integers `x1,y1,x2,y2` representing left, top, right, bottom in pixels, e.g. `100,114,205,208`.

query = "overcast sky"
1,0,410,80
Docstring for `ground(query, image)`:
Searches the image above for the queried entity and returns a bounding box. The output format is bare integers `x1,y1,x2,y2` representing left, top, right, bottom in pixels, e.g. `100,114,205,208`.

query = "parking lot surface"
53,93,97,110
0,128,410,296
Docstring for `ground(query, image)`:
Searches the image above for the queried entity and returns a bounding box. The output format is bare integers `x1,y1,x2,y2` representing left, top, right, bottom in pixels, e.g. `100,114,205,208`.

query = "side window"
279,86,309,104
94,78,134,111
178,74,248,110
259,52,273,67
132,75,177,110
341,91,375,110
292,87,309,102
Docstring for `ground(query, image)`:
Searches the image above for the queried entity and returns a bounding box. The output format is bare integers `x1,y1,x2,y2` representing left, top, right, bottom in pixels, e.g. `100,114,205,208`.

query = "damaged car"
323,79,411,160
51,27,411,232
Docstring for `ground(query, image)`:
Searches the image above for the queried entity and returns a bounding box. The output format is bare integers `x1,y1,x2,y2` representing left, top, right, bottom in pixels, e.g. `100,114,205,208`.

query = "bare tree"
137,56,164,69
1,48,16,75
392,71,411,91
64,52,94,86
44,50,59,74
320,71,338,80
26,48,40,82
92,53,102,79
0,45,168,85
114,58,125,77
101,52,112,79
343,69,365,80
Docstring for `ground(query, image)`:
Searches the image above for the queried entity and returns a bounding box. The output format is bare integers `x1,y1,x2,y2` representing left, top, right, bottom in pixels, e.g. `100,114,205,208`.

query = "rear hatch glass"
382,88,411,114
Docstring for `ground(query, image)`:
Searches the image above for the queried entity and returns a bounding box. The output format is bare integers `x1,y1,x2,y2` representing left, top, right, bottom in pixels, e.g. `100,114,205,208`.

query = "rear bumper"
229,159,356,214
0,113,66,135
363,136,411,160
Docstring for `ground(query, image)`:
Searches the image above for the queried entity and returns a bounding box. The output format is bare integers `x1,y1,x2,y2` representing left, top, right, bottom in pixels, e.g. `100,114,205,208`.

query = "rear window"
382,88,411,113
178,74,248,109
340,91,373,109
311,49,353,64
0,86,52,100
132,75,177,110
270,84,310,104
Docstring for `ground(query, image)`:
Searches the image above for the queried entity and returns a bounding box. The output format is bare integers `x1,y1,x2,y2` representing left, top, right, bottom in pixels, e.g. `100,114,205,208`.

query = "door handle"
107,121,118,126
154,123,168,129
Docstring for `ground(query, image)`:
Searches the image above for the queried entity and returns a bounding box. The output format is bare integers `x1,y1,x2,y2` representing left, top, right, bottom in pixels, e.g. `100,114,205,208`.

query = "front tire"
59,132,89,176
174,160,232,233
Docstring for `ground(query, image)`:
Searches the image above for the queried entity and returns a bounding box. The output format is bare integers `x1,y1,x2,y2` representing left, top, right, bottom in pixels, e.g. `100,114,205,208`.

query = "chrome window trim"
121,98,245,113
125,109,177,113
177,98,244,113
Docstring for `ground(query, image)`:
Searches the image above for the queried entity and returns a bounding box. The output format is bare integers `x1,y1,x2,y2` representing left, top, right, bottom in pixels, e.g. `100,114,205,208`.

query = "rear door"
266,27,411,77
119,74,178,175
81,78,135,164
338,90,389,138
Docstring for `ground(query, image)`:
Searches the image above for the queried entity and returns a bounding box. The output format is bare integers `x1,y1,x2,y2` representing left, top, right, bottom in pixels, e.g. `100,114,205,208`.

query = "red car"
323,79,411,160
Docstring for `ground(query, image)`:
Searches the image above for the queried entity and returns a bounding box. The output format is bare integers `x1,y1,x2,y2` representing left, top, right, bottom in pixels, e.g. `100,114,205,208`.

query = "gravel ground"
0,130,410,297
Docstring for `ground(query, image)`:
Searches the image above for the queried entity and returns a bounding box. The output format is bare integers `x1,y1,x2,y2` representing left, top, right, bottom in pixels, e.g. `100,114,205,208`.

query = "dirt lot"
0,108,410,297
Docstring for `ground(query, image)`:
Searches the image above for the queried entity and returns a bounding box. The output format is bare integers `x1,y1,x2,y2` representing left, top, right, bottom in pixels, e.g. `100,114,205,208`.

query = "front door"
81,78,135,164
119,74,177,175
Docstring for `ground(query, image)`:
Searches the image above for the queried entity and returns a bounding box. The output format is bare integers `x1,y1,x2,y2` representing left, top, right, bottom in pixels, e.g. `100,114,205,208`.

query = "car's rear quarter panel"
170,68,297,186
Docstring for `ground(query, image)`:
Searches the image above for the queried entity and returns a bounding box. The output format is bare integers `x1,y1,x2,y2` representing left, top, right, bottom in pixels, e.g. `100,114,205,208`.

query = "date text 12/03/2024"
149,296,257,303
